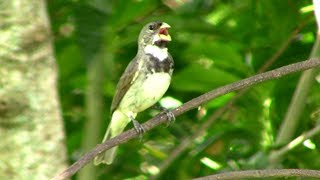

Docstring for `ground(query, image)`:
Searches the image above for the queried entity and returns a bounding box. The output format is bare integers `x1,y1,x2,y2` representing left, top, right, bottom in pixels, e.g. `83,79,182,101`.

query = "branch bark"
193,169,320,180
52,59,320,180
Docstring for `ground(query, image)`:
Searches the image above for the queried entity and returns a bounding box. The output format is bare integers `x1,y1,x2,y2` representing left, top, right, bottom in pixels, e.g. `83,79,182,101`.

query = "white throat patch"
144,45,168,61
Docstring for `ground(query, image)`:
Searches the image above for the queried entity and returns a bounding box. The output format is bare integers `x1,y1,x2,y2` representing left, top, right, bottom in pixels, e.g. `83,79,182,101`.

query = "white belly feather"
119,72,171,113
141,72,171,101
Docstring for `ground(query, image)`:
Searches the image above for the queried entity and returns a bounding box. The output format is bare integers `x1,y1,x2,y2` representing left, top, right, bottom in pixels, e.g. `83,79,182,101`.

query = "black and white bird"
94,21,174,165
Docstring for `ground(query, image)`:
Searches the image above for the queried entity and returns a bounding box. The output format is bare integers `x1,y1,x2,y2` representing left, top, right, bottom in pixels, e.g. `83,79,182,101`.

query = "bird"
94,21,174,165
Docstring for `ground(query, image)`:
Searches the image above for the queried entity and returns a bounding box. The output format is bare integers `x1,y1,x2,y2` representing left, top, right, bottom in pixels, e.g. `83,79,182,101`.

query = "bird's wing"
110,56,140,113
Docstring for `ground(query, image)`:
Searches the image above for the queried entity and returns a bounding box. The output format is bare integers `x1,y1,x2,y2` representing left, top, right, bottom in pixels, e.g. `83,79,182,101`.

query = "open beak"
158,22,171,42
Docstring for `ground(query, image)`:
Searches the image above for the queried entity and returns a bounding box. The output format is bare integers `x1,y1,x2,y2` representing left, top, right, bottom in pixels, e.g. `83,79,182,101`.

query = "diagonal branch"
52,58,320,180
193,169,320,180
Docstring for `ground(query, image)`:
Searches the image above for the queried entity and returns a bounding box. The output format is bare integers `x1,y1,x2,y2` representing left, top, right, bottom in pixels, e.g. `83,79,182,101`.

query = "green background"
48,0,320,179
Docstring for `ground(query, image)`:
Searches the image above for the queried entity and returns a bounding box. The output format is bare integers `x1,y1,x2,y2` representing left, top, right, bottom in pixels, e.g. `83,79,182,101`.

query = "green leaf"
172,64,240,92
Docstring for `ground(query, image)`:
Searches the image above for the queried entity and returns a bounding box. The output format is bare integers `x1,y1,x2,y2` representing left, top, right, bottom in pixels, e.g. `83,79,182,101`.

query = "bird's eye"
149,24,156,30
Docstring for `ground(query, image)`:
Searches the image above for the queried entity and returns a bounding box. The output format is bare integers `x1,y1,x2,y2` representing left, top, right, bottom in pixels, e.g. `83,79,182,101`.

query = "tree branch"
52,59,320,180
193,169,320,180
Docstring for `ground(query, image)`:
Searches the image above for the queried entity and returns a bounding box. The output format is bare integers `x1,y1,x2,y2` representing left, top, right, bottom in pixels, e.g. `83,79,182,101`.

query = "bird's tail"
94,110,132,165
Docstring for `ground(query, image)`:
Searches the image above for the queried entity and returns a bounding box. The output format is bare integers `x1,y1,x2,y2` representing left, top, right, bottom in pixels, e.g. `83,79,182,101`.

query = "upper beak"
160,22,171,29
159,22,171,41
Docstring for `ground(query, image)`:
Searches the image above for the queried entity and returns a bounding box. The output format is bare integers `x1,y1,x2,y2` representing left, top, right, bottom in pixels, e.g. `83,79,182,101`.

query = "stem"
271,3,320,164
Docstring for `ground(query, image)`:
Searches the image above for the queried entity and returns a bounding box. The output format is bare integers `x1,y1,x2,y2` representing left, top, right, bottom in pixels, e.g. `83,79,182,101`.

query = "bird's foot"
132,119,145,141
152,105,176,126
163,109,175,127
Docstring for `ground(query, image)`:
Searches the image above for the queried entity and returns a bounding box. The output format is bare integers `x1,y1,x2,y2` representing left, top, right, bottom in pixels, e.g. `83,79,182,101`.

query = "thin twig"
193,169,320,180
258,17,309,73
52,59,320,180
269,124,320,163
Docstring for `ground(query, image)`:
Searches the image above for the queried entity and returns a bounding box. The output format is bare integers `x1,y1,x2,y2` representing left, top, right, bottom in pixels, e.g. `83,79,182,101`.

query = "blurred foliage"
48,0,320,179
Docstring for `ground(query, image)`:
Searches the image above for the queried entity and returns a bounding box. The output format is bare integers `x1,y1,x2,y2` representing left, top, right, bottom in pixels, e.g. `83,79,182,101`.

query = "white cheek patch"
144,45,168,61
152,34,161,44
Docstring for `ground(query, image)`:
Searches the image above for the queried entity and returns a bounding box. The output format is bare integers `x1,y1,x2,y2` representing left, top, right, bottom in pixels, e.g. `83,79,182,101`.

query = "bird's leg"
130,115,145,141
152,104,175,126
164,109,175,127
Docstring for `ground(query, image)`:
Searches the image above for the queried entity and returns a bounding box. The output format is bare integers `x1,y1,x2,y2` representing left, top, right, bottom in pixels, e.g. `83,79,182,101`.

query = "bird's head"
138,21,171,49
